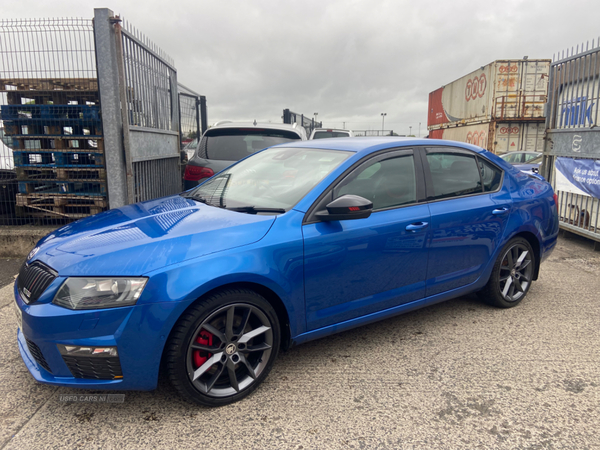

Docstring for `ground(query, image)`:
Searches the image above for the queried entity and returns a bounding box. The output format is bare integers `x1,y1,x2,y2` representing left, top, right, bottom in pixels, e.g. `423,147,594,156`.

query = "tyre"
165,289,280,406
479,237,535,308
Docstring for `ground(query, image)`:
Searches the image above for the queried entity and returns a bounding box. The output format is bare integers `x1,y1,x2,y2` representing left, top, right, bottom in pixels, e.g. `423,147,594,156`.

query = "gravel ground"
0,233,598,450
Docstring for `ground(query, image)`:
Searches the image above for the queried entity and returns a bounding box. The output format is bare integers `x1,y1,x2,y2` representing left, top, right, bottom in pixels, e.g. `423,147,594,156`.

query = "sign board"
555,157,600,198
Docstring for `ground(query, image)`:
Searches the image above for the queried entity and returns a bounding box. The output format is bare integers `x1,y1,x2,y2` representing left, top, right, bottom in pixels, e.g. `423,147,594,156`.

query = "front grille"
62,355,123,380
25,338,53,373
17,261,58,304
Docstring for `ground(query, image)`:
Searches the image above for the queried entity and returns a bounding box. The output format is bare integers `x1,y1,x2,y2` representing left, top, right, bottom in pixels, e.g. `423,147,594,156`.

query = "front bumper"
14,282,179,391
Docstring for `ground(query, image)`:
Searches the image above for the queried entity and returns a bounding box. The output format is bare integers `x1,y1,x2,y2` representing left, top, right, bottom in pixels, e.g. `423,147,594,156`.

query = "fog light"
57,344,118,357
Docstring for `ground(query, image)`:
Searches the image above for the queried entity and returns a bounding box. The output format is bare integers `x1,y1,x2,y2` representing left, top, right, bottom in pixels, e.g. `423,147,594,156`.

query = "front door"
302,150,431,331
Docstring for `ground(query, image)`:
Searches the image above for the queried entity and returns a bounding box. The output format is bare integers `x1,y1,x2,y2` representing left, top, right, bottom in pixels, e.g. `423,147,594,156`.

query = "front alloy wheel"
186,303,273,397
166,289,280,406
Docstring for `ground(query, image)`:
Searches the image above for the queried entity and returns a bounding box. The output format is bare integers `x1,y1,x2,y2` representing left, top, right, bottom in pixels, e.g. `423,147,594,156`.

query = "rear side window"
426,153,481,200
203,128,302,161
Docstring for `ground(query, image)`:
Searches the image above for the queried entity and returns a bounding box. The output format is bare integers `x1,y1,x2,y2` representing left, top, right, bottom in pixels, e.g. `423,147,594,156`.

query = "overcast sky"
4,0,600,136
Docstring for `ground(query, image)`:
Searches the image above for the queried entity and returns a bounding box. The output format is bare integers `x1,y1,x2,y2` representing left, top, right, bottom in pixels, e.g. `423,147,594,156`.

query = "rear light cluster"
553,193,559,213
184,165,214,181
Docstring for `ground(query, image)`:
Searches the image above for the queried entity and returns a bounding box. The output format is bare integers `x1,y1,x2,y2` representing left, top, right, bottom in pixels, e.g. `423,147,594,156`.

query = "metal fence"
353,130,395,137
282,109,321,136
543,38,600,244
0,18,104,225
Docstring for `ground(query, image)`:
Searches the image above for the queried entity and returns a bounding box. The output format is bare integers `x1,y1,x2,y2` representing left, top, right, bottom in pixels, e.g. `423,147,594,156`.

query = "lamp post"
381,113,387,133
409,126,412,136
314,112,318,125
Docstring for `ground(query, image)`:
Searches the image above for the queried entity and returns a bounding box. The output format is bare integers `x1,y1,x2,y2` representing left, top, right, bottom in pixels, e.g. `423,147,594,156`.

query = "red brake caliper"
193,332,214,368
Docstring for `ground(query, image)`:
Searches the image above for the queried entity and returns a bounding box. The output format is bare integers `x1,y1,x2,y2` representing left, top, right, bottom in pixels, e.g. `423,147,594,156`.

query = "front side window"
188,147,351,210
335,155,416,210
427,152,481,200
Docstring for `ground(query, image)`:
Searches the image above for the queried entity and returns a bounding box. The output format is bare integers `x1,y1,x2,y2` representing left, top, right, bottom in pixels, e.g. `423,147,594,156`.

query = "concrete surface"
0,234,598,450
0,259,22,289
0,226,55,258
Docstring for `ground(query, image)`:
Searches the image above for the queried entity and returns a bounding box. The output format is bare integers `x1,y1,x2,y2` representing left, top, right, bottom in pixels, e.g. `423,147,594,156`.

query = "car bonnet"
28,195,276,277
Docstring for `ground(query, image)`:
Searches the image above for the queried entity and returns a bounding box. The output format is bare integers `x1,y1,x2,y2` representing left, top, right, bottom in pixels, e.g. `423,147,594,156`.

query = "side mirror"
315,195,373,222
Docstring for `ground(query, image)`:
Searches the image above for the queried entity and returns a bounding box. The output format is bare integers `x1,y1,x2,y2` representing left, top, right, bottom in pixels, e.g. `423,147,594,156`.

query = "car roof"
277,137,487,156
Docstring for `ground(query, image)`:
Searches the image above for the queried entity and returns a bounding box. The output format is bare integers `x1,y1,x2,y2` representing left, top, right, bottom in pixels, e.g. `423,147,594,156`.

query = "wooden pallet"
0,78,98,92
14,151,105,168
16,193,107,207
15,193,107,219
18,180,108,197
1,104,100,120
7,90,100,106
12,137,104,151
5,123,103,138
16,167,106,182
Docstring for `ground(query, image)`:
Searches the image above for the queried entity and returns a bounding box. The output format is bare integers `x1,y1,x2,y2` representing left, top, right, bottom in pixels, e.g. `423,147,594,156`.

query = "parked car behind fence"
183,121,306,189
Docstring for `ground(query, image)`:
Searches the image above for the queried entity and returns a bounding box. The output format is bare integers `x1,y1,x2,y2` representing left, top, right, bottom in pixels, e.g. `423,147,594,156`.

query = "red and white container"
428,59,550,128
428,59,549,154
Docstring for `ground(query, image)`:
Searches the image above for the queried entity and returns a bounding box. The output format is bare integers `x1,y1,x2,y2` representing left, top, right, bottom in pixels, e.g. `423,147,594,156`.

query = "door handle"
492,207,510,215
406,222,429,231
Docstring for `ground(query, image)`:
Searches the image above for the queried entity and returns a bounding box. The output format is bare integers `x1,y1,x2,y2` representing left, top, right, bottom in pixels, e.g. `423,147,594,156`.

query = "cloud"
3,0,600,135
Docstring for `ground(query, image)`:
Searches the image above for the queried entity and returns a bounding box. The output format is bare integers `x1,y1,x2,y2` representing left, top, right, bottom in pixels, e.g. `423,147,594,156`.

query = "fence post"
199,96,208,134
93,8,128,208
113,19,135,204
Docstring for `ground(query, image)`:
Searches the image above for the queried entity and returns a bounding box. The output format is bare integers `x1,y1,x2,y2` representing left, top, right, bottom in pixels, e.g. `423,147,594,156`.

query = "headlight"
53,277,148,310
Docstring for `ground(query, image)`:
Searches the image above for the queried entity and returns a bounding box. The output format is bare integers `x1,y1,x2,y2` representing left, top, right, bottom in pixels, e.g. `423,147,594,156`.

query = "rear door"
420,146,511,296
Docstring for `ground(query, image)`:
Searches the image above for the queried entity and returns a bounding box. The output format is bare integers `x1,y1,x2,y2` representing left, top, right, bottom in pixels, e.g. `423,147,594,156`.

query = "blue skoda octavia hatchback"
14,138,559,406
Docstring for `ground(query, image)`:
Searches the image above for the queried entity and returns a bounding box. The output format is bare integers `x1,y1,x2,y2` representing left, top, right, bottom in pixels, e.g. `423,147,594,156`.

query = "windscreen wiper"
226,206,286,214
180,193,210,204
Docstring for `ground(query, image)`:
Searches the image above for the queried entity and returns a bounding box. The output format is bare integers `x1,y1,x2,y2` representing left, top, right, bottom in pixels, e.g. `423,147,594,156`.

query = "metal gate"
178,84,207,155
542,39,600,244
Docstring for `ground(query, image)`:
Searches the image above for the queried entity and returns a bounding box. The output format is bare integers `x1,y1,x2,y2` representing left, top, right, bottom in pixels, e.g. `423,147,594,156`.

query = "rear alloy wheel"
166,289,280,406
479,237,535,308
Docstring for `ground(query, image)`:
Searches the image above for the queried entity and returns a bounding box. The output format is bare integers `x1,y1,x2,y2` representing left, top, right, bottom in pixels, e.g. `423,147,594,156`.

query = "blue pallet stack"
0,79,108,220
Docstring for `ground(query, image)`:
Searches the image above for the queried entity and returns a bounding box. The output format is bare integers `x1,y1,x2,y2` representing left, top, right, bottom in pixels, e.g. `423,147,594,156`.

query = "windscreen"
205,128,302,161
189,147,352,210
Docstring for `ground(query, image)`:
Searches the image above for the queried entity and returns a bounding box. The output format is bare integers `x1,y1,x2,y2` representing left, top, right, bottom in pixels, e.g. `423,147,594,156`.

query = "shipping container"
428,59,550,129
429,121,544,154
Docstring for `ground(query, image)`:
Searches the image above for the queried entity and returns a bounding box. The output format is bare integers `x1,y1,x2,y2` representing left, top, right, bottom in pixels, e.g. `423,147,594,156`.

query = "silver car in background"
183,121,306,189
